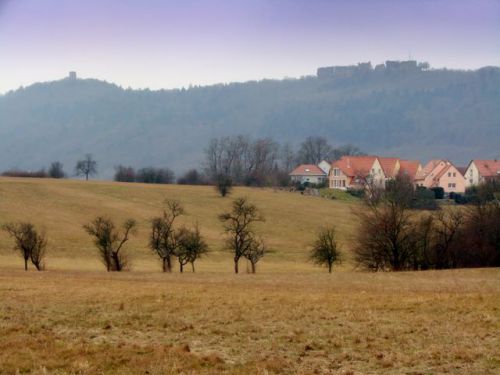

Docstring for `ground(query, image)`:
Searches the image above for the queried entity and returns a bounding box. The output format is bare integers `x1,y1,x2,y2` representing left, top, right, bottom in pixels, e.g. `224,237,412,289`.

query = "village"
289,156,500,195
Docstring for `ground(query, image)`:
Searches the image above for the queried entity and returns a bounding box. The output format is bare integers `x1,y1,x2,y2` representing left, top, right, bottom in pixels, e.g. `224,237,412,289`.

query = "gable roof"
422,159,444,175
378,157,399,177
472,160,500,177
289,164,326,176
434,164,452,181
398,160,421,180
331,156,379,177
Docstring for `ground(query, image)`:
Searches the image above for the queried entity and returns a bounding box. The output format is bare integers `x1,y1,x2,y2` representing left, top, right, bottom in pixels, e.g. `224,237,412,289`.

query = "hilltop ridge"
1,62,499,177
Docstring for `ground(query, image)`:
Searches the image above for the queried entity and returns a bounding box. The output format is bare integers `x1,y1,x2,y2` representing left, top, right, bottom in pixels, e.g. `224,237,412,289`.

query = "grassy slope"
0,178,499,374
0,177,359,272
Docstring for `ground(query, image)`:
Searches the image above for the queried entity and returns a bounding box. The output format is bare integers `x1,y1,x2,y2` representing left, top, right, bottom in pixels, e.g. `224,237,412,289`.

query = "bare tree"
216,174,233,197
219,197,264,274
83,216,136,271
432,209,464,269
297,136,332,165
149,200,184,272
176,224,209,272
243,236,265,273
280,142,296,172
48,161,65,178
75,154,98,180
114,165,136,182
330,144,365,161
2,222,48,271
353,195,415,271
310,226,342,273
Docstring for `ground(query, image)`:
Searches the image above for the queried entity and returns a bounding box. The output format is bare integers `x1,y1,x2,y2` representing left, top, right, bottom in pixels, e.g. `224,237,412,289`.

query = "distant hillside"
1,63,499,177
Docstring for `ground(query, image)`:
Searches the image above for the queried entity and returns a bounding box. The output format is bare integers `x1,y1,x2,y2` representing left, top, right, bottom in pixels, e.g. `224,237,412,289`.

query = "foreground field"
0,177,358,272
0,268,498,374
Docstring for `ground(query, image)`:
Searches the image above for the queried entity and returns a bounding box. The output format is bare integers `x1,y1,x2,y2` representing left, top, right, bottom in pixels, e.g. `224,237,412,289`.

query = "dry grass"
0,269,498,374
0,178,499,374
0,177,359,272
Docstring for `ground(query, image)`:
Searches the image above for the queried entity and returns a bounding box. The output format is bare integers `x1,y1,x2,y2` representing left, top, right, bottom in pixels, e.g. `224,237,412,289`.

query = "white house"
289,164,327,184
464,160,500,187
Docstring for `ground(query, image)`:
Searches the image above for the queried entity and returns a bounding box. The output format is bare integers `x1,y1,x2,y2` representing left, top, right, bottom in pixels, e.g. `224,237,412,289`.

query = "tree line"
354,176,500,271
1,195,343,274
203,135,363,187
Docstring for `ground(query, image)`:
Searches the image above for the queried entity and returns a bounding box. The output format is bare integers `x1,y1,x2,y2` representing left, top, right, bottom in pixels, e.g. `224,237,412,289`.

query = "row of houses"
289,156,500,193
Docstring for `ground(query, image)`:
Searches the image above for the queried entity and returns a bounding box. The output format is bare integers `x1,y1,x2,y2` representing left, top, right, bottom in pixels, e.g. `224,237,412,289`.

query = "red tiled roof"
289,164,326,176
398,160,421,180
473,160,500,177
331,156,378,177
378,157,399,177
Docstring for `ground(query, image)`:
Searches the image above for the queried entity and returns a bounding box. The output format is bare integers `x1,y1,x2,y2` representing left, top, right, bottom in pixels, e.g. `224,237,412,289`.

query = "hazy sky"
1,0,499,93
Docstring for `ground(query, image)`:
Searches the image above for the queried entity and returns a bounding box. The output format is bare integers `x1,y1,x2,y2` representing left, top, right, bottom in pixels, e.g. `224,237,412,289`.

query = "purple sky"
1,0,499,93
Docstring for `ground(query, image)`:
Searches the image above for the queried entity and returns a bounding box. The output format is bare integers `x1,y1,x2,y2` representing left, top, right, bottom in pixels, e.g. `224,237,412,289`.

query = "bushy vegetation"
114,165,175,184
354,176,500,271
2,222,48,271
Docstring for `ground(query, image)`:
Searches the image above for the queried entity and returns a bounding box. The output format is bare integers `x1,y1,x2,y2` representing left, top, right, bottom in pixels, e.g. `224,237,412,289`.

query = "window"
448,172,451,177
448,183,452,188
342,180,346,187
333,168,340,177
470,179,473,184
452,183,456,188
453,172,456,177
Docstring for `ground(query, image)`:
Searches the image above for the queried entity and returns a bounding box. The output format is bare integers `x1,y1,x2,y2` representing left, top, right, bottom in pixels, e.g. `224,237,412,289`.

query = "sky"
0,0,499,93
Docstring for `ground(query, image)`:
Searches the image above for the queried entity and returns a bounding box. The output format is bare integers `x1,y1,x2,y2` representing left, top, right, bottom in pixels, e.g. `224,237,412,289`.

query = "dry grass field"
0,178,499,374
0,177,358,272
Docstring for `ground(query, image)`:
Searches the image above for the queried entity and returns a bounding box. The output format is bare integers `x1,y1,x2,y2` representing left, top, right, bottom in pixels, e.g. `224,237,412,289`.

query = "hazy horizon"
1,0,499,94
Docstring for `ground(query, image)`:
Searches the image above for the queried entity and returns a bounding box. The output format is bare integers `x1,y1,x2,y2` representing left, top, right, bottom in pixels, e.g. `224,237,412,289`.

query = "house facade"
289,164,327,184
416,160,466,193
464,160,500,187
329,156,386,189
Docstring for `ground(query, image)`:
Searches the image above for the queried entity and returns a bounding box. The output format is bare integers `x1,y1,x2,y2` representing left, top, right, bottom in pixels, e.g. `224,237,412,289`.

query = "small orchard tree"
2,222,48,271
216,174,232,197
244,236,265,273
219,197,264,273
310,226,342,273
149,200,184,272
83,216,136,271
48,161,65,178
176,225,209,272
75,154,98,180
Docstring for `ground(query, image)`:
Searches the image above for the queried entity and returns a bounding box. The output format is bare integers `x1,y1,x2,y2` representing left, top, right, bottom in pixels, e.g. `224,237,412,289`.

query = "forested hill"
1,65,499,177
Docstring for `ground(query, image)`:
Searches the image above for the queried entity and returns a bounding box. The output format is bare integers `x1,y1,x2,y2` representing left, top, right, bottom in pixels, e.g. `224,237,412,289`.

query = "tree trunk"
191,262,195,273
162,257,172,273
234,257,239,274
112,252,121,271
24,257,28,271
251,262,256,274
328,263,332,273
180,262,184,273
85,172,89,181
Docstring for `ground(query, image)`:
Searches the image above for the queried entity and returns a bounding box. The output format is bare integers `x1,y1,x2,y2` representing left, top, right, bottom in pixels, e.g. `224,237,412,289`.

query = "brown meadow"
0,178,499,374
